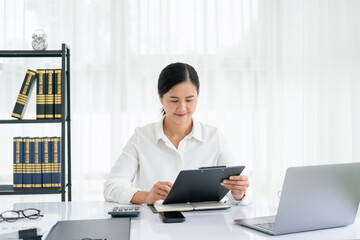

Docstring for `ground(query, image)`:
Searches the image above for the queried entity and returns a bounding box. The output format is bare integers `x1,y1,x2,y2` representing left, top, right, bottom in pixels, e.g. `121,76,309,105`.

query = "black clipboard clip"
198,165,226,169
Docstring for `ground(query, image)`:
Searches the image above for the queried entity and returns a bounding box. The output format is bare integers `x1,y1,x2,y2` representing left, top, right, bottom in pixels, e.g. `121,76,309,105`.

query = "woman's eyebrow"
169,95,195,99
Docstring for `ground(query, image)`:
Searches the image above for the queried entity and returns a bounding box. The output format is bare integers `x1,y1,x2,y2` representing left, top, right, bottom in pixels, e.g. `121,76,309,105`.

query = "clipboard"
163,165,245,204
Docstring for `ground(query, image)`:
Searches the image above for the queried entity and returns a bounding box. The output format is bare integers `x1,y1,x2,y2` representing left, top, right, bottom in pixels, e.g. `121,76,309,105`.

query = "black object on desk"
159,211,185,223
108,205,141,217
163,165,245,204
19,228,41,240
45,218,130,240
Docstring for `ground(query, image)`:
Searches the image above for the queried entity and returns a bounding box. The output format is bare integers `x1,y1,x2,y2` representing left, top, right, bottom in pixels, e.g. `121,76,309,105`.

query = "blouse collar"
155,115,203,145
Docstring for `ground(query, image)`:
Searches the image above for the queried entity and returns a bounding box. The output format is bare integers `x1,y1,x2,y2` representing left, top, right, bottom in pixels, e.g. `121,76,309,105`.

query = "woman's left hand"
221,175,249,201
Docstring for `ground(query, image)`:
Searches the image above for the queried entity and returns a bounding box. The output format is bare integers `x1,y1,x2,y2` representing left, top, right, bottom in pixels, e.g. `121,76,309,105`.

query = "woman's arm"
104,133,140,203
104,129,174,204
131,181,173,204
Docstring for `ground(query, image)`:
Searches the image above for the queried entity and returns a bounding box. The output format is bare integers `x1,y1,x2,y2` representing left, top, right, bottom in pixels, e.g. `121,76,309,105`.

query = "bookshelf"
0,43,71,201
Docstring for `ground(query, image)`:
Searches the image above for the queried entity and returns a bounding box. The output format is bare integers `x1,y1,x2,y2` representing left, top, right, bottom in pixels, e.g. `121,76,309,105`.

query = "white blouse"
104,117,251,205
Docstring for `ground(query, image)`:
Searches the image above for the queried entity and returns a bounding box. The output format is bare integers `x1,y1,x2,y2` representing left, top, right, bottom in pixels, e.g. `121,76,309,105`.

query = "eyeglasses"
0,208,43,222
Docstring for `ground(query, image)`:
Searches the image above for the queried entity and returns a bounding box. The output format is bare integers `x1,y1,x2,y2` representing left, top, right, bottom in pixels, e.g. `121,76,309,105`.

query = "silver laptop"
235,162,360,235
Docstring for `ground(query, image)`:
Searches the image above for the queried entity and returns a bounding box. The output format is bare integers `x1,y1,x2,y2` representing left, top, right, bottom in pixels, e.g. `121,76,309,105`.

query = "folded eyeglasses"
0,208,43,222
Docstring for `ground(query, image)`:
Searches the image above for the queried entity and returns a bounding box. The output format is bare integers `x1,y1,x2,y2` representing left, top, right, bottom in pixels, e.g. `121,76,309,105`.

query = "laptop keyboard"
254,222,275,231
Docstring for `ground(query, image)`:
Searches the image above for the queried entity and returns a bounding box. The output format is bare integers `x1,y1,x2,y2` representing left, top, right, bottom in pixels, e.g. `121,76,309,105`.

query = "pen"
0,228,40,239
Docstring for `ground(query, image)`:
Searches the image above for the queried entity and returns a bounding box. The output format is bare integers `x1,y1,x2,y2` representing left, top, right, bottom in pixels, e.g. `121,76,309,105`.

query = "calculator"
108,205,141,217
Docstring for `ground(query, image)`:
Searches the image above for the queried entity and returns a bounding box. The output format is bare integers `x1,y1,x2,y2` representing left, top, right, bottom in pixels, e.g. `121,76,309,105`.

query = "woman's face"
160,80,198,126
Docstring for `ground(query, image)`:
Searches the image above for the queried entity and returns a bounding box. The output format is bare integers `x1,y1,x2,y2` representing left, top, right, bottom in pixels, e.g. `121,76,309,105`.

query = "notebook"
234,162,360,235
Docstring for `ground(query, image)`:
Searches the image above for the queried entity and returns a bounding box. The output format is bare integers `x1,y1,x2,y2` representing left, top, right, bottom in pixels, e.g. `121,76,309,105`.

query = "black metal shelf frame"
0,50,62,58
0,44,72,201
0,185,61,195
0,119,62,124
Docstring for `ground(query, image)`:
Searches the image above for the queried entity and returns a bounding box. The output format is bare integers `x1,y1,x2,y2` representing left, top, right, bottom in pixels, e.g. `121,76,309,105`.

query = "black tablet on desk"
45,218,130,240
163,165,245,205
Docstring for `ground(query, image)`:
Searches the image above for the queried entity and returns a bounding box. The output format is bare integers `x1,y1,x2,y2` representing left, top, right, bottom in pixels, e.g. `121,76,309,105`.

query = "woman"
104,62,250,205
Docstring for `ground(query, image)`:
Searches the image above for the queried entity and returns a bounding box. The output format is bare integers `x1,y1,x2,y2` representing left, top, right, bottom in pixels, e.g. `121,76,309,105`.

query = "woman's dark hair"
158,62,200,115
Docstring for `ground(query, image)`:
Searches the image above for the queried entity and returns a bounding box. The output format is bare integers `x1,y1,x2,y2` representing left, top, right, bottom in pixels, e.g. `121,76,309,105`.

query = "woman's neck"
163,117,193,140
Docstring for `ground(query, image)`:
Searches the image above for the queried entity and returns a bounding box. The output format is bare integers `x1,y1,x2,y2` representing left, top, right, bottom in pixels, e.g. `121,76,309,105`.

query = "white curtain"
0,0,359,198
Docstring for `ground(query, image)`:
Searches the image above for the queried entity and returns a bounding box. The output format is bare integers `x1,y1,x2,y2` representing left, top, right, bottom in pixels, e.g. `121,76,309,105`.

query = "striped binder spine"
42,137,52,188
52,137,61,188
13,137,23,189
54,69,62,119
29,138,35,188
33,138,42,188
23,138,32,188
11,70,36,119
45,70,55,119
36,69,46,119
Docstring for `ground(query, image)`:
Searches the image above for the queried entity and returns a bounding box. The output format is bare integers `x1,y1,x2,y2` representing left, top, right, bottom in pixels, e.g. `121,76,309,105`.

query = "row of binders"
11,69,62,119
13,137,61,189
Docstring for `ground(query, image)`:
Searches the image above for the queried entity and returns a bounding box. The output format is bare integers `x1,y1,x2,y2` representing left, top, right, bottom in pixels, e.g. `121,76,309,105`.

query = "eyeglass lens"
0,208,42,222
1,211,20,222
22,208,42,219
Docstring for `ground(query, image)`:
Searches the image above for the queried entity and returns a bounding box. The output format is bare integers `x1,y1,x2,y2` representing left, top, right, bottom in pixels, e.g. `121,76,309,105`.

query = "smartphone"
159,211,185,223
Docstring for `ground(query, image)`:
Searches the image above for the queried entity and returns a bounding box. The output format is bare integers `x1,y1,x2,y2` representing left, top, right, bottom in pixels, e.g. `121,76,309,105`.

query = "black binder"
163,165,245,204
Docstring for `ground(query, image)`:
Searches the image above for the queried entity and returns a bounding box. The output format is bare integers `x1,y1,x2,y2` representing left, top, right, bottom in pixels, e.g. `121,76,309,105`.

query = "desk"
13,199,360,240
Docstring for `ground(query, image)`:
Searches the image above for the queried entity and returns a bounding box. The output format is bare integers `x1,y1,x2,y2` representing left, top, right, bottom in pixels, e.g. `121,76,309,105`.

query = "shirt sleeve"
225,187,253,205
103,130,141,203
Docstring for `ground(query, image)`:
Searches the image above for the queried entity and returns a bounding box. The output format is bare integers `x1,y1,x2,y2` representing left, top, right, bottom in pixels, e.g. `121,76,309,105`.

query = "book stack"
13,137,61,189
11,69,63,119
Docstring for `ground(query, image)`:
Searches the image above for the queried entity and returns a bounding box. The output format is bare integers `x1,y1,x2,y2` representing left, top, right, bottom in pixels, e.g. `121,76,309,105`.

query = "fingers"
151,181,173,199
221,183,248,192
158,181,173,188
153,189,167,198
228,175,248,181
155,181,173,193
220,175,249,201
221,175,249,192
221,180,249,189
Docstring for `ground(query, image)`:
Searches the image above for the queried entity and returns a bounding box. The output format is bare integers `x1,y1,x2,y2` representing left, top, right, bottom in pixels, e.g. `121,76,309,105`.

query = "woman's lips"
176,113,187,117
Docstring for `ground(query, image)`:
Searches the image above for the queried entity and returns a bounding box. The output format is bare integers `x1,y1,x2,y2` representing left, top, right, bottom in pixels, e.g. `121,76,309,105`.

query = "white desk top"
12,199,360,240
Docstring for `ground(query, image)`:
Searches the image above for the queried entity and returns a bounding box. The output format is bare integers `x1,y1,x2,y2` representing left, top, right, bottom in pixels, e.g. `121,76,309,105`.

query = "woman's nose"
178,101,186,111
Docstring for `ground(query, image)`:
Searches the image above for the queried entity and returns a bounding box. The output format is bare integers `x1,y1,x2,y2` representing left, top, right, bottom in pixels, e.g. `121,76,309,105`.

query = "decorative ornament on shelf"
32,30,48,51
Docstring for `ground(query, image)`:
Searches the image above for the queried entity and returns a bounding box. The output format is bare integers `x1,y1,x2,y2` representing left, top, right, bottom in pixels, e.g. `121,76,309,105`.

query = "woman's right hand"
145,181,173,204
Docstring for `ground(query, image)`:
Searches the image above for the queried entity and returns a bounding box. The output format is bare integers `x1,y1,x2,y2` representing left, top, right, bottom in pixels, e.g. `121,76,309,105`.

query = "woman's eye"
171,100,178,103
186,100,193,102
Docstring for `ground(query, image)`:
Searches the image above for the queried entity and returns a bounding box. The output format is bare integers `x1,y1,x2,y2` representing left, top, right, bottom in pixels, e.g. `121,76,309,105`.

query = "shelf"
0,185,62,195
0,50,63,58
0,43,71,201
0,119,63,124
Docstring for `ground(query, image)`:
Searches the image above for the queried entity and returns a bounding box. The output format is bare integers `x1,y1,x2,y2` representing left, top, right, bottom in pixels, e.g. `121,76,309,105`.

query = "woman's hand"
145,181,173,204
221,175,249,201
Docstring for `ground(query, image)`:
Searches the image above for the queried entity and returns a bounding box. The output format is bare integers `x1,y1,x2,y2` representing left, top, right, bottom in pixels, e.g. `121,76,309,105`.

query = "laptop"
234,162,360,235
